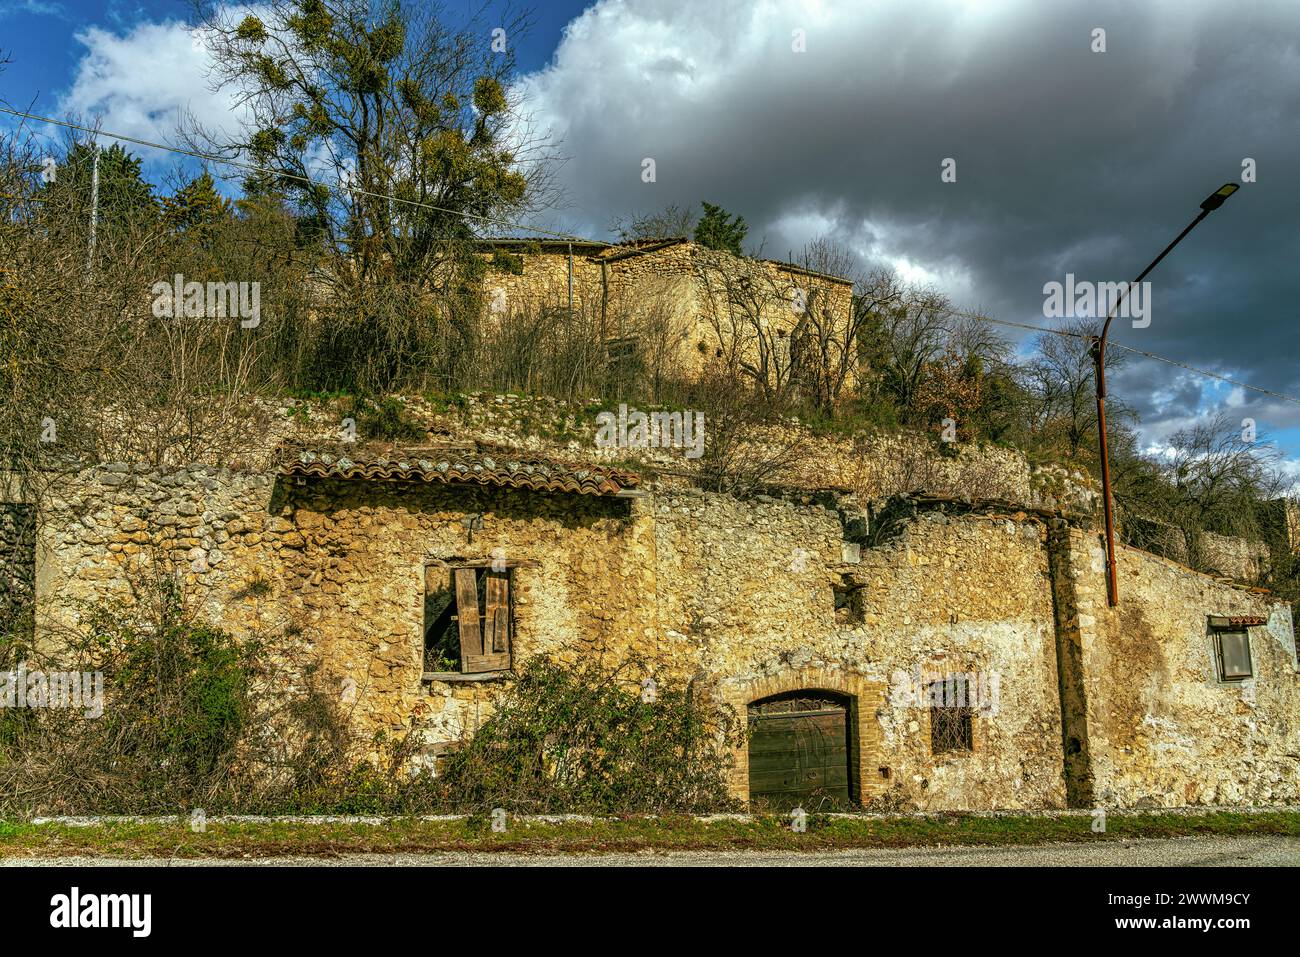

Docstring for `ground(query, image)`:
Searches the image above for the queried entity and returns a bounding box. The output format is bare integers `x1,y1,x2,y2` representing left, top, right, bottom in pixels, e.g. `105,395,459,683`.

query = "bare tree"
867,286,954,421
788,240,901,415
610,204,697,242
1024,319,1131,459
694,249,790,406
1125,415,1284,571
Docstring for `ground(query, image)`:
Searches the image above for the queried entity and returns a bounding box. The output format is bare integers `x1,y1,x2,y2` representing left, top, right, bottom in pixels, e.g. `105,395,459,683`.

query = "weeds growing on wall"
0,576,263,813
434,657,743,814
0,577,740,816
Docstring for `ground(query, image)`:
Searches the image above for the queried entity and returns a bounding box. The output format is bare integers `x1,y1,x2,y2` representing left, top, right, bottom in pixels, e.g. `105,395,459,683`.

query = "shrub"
344,395,427,442
0,577,741,816
0,576,266,813
434,657,742,813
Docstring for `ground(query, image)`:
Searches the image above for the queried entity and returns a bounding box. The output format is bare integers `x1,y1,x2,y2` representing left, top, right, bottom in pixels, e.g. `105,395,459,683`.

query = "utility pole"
1092,182,1239,606
87,142,100,274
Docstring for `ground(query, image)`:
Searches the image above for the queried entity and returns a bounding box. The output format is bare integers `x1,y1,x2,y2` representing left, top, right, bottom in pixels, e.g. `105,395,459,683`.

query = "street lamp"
1092,182,1240,606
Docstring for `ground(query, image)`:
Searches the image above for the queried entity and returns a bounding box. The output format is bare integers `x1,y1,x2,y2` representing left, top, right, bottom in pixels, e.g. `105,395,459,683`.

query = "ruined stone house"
3,423,1297,812
476,237,857,383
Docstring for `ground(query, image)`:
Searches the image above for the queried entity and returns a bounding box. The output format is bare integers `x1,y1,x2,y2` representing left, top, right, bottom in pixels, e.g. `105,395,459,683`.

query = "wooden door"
748,693,851,809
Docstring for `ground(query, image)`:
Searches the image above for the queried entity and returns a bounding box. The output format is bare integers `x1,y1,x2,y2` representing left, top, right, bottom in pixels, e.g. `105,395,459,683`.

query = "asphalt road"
9,835,1299,866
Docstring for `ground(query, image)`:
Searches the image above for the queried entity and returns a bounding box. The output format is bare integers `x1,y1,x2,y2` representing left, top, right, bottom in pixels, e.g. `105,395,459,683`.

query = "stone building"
477,237,856,383
4,418,1297,812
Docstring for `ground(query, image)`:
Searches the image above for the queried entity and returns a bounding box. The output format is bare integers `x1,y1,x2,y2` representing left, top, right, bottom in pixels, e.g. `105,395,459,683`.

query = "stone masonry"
10,434,1298,812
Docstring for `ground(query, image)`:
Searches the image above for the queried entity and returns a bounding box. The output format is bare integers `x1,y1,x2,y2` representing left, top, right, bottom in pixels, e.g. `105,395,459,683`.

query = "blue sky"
2,0,1298,482
0,0,589,98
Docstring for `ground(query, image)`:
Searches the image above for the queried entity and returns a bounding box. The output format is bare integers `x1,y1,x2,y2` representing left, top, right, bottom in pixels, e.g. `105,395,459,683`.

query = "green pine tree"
38,142,158,244
693,201,747,255
164,171,233,237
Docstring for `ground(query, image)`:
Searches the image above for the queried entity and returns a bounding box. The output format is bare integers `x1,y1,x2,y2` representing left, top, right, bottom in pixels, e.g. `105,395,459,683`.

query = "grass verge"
1,810,1298,859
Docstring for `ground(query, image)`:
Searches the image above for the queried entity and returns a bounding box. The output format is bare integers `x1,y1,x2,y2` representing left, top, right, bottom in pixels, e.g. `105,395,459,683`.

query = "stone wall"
1121,517,1271,583
276,478,657,737
1199,531,1270,583
33,464,286,642
424,392,1099,513
481,245,604,314
25,454,1300,810
478,240,855,383
655,490,1068,810
1049,526,1299,807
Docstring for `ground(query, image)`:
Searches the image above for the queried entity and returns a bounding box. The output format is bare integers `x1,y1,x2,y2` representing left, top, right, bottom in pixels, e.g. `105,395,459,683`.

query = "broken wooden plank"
454,567,482,665
465,652,511,673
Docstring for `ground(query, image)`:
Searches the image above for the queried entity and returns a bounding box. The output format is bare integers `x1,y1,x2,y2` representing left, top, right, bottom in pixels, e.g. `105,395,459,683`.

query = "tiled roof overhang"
277,444,640,497
1209,614,1269,628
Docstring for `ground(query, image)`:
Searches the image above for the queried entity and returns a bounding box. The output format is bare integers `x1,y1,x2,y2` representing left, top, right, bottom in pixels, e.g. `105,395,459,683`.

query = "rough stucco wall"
652,490,1068,810
1061,528,1300,808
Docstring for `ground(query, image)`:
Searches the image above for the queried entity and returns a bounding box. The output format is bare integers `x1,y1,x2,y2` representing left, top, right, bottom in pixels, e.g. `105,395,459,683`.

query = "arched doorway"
747,691,853,810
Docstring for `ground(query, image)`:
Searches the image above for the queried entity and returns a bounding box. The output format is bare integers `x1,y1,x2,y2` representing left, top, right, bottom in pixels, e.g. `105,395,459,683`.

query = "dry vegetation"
0,3,1295,818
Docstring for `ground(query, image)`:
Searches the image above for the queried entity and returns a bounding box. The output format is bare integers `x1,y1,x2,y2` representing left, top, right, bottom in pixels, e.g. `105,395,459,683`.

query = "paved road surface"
7,835,1298,866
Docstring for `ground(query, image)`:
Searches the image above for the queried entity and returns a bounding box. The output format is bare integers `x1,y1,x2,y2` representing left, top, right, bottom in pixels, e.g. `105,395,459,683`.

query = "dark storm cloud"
517,0,1300,458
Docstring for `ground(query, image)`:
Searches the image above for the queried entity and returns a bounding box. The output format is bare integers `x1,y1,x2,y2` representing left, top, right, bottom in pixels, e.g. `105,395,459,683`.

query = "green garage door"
747,693,851,810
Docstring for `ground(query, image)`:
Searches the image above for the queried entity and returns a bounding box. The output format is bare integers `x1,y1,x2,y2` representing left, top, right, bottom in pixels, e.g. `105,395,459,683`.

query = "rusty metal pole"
1092,331,1120,606
1091,192,1232,606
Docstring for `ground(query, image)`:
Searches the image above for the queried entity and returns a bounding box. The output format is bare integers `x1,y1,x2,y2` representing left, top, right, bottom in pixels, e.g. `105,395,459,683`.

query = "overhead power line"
939,308,1300,407
0,106,589,243
4,107,1297,407
1105,341,1300,406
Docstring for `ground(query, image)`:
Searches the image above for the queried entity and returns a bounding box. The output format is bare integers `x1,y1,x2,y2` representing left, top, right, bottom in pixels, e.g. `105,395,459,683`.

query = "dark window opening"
424,565,513,675
1214,629,1252,681
0,504,36,632
833,575,864,625
929,677,974,754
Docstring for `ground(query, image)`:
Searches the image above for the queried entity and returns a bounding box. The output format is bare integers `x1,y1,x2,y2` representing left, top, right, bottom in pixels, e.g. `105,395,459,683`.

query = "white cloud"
56,13,250,164
510,0,1300,469
513,0,1242,274
0,0,69,21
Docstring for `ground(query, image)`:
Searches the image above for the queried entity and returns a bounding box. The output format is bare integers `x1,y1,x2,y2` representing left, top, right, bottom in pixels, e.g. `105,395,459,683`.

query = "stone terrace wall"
431,393,1099,514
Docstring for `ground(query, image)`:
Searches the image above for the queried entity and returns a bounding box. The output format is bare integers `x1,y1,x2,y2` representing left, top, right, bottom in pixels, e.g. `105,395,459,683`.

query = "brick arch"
720,666,887,805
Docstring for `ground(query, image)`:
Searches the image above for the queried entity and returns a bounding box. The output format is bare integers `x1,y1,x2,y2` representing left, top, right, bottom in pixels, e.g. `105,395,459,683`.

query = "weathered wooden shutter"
483,570,510,654
454,568,482,671
455,567,511,673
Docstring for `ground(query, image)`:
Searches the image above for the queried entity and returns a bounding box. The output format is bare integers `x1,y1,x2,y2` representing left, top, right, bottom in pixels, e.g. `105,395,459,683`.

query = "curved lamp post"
1092,182,1240,606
